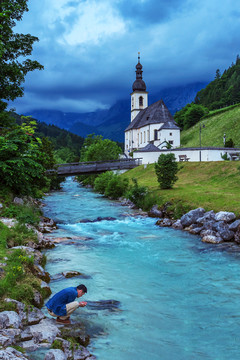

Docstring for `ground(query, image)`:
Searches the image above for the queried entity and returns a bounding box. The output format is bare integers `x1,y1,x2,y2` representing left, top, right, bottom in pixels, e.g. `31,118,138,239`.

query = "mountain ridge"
25,82,208,142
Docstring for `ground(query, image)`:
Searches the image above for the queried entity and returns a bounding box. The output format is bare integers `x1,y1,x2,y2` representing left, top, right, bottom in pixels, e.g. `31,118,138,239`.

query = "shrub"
94,171,114,194
224,138,234,148
1,204,41,225
126,178,148,208
221,153,230,161
155,154,179,189
6,223,37,247
105,175,129,200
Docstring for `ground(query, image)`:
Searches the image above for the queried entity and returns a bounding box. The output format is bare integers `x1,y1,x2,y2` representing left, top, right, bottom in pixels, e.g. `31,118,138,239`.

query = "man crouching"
46,284,87,324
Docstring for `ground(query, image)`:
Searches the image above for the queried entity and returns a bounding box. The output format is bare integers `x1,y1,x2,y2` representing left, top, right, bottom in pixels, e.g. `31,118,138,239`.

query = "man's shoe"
56,317,71,324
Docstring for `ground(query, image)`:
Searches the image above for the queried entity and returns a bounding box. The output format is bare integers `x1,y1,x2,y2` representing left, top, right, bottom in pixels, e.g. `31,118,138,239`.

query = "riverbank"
0,196,96,360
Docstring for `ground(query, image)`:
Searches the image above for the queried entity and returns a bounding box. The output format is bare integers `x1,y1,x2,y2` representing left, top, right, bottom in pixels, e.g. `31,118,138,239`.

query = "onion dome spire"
132,52,146,91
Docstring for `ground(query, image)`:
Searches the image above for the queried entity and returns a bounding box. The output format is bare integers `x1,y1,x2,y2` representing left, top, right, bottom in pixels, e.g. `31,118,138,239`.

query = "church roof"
158,121,180,130
136,143,161,152
125,99,178,131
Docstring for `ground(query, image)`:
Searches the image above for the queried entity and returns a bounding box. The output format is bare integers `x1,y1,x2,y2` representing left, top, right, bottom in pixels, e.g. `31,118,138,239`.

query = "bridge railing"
56,158,142,168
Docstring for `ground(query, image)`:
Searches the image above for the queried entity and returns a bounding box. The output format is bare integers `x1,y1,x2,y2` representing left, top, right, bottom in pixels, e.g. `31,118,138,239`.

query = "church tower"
131,53,148,122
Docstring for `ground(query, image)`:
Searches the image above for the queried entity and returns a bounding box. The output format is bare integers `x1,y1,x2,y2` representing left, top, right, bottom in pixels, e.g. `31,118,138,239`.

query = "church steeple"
131,53,148,122
132,52,146,91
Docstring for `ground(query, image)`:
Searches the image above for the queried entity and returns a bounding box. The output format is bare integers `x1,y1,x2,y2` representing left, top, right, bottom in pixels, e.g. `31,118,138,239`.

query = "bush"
94,172,114,194
105,175,129,200
2,204,41,225
126,178,148,208
6,223,37,247
155,154,179,189
224,138,234,148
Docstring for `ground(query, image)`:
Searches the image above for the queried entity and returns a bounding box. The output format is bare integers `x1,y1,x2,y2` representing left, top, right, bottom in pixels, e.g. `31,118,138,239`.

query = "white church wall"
155,129,180,148
133,148,240,164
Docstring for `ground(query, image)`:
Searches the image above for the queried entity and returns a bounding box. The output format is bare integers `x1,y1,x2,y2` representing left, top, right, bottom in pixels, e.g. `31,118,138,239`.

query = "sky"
9,0,240,114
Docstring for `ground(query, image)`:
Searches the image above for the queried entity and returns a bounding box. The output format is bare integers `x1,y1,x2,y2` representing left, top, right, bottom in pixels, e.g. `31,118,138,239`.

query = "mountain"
29,109,108,129
26,82,208,143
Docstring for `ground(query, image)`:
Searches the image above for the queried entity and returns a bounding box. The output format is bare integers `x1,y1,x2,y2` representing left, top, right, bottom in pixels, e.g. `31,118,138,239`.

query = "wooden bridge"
50,158,142,176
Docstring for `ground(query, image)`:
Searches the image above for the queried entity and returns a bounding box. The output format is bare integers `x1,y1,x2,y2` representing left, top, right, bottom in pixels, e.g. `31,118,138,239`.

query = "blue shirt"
45,287,78,316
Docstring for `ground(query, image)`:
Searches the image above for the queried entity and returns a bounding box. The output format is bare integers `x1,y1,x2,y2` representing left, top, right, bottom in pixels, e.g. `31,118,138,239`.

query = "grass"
0,222,47,309
121,162,240,217
180,105,240,148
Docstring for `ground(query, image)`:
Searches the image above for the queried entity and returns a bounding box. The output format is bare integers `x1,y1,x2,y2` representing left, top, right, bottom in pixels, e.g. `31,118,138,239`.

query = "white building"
125,55,180,154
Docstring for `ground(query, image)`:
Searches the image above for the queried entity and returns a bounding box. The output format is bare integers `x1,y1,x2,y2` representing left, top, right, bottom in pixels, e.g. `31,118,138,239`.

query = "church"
124,54,180,155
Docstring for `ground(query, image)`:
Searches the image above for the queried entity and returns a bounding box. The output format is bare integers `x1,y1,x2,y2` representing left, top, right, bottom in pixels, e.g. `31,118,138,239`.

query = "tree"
215,69,221,80
183,104,208,130
0,0,43,107
80,134,122,162
155,153,178,189
78,134,122,186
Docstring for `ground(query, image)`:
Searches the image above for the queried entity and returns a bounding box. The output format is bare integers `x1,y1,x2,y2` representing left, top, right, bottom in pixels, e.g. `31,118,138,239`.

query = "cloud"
9,0,240,114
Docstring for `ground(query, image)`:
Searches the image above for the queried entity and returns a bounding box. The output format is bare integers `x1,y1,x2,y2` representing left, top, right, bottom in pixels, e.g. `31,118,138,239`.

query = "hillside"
195,56,240,110
180,104,240,148
121,162,240,216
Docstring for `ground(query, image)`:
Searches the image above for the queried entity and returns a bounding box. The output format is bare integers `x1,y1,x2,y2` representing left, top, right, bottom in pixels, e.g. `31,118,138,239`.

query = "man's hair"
77,284,87,293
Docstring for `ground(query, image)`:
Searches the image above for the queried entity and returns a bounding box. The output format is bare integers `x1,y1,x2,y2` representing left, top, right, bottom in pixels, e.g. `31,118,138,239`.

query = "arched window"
132,97,134,108
139,96,143,107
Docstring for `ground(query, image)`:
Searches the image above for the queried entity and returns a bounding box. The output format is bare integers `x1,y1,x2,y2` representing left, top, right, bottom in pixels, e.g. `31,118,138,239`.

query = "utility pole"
199,124,205,162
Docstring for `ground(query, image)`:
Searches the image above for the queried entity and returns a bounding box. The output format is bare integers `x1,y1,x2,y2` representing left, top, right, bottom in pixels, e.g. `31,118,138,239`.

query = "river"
40,177,240,360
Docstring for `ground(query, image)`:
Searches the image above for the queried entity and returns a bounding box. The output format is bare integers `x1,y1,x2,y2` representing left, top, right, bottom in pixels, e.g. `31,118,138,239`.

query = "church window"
144,131,146,142
154,129,158,140
137,133,139,145
147,130,150,141
141,133,142,143
139,96,143,107
132,97,134,108
169,132,172,136
169,140,173,145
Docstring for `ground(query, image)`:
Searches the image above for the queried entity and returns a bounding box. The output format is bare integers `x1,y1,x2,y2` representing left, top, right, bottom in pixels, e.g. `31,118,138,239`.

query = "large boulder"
73,346,94,360
0,347,29,359
148,205,163,218
156,218,172,227
234,227,240,243
180,208,205,227
25,318,60,344
0,218,17,228
229,220,240,231
0,330,20,347
44,349,67,360
215,211,236,223
27,306,45,325
202,235,223,244
213,221,235,241
172,220,183,230
13,197,24,205
196,210,215,224
0,311,21,330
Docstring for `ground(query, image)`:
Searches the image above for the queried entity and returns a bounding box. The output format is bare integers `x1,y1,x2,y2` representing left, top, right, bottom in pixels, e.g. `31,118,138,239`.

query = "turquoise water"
42,177,240,360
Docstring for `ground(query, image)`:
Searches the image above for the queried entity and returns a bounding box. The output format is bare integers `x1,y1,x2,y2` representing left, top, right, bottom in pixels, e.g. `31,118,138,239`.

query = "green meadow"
121,161,240,217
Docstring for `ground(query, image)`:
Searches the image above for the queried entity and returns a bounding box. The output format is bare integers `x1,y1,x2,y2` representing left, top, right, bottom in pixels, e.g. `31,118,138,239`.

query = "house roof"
125,99,179,131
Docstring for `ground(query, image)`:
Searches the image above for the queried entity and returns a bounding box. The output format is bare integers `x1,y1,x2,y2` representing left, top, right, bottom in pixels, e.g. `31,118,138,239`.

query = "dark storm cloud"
8,0,240,114
118,0,187,25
